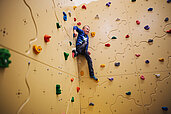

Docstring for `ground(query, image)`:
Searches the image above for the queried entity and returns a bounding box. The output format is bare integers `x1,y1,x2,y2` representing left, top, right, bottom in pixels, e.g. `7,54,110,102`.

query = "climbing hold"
68,10,71,17
71,97,74,102
76,87,80,92
144,25,150,30
148,8,153,11
88,51,91,55
159,58,164,62
33,45,42,54
105,43,111,47
74,17,76,21
63,11,67,21
167,0,171,3
73,6,77,10
125,35,130,38
82,5,86,9
115,62,120,66
56,84,61,95
135,54,140,57
112,36,117,39
108,77,114,81
116,18,120,21
44,34,51,42
0,48,11,68
162,107,168,111
131,0,136,2
100,64,105,68
164,17,169,22
77,22,81,26
148,39,153,45
69,41,72,46
28,61,30,65
154,74,160,78
136,20,140,25
56,23,61,29
64,52,69,60
166,29,171,33
80,71,84,76
71,78,74,82
89,102,94,106
126,91,131,95
140,75,145,80
95,14,99,19
145,60,150,64
91,32,95,37
106,2,111,7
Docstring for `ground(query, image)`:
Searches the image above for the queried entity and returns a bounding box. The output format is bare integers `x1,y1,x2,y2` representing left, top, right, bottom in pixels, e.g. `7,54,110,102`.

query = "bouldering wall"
0,0,80,114
0,0,171,114
75,0,171,114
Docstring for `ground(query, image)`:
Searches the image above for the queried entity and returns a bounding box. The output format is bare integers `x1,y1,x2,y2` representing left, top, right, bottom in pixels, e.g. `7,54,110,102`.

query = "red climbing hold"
82,5,86,9
44,34,51,42
166,29,171,33
136,20,140,25
74,17,76,21
140,75,145,80
125,35,129,38
135,54,140,57
105,43,111,47
77,22,81,26
71,78,74,82
77,87,80,92
88,51,91,55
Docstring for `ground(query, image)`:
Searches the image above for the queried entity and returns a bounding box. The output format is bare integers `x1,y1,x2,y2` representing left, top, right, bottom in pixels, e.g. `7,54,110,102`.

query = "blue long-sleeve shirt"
73,26,89,51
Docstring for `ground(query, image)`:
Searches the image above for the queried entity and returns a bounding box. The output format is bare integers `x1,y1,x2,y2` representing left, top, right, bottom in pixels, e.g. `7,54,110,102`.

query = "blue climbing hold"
115,62,120,66
164,17,169,22
89,102,94,106
106,2,111,7
162,107,168,111
145,60,150,64
167,0,171,3
63,11,67,21
144,25,150,30
148,39,153,43
148,8,153,11
126,91,131,95
108,77,114,81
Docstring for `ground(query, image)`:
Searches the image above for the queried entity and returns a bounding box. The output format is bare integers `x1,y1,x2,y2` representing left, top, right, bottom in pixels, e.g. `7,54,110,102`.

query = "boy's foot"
90,75,98,81
72,49,78,57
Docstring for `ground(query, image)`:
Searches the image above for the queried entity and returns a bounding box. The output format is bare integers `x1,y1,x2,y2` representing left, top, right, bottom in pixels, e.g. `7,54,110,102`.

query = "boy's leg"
84,51,98,81
76,41,87,54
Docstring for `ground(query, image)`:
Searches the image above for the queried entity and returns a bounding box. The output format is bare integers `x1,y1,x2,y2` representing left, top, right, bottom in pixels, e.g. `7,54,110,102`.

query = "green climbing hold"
112,36,117,39
64,52,69,60
56,84,61,95
69,41,72,46
56,23,61,29
0,48,11,68
71,97,74,102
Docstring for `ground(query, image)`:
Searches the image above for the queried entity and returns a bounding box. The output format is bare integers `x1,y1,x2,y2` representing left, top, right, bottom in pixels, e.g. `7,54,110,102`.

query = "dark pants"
76,42,94,77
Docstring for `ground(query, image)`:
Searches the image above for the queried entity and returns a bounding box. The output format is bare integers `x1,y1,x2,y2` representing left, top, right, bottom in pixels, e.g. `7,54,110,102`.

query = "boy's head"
82,25,90,35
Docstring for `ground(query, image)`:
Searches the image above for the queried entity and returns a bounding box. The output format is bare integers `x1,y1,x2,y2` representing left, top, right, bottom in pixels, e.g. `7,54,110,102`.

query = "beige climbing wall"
0,0,80,114
75,0,171,114
0,0,171,114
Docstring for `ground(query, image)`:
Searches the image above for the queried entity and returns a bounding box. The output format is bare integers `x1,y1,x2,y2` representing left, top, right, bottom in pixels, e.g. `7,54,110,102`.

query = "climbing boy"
72,25,98,81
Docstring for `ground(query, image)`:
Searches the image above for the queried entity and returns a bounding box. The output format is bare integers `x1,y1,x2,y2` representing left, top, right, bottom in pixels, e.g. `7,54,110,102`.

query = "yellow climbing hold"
80,71,84,76
159,58,164,62
91,32,95,37
100,64,105,67
73,6,77,10
33,45,42,54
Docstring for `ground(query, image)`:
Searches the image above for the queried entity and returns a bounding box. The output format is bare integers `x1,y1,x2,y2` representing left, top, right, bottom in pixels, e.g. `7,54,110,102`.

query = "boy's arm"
73,26,83,34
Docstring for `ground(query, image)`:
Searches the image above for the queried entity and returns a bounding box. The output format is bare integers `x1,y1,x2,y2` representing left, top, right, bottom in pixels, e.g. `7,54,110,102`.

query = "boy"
73,25,98,81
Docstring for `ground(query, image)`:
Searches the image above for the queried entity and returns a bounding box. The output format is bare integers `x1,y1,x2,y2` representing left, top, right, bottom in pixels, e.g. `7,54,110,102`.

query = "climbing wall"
75,0,171,114
0,0,171,114
0,0,80,114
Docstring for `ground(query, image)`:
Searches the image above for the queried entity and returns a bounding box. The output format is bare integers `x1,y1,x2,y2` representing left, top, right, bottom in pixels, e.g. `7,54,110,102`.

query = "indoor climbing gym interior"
0,0,171,114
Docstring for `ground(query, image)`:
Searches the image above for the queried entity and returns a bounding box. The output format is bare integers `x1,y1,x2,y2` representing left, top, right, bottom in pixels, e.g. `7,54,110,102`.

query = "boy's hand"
73,30,78,37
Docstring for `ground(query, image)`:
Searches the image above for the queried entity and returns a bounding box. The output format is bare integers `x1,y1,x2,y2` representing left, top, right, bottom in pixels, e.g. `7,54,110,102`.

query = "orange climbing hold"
44,34,51,42
33,45,42,54
91,32,95,37
82,5,86,9
80,71,84,76
100,64,105,67
105,43,111,47
73,6,77,10
77,87,80,92
71,78,74,82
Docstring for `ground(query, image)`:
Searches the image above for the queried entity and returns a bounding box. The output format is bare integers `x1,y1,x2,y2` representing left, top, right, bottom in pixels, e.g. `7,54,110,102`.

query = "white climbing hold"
154,74,160,78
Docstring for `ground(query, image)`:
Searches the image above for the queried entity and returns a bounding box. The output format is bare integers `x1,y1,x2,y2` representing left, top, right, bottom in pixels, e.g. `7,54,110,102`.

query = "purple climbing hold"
106,2,111,7
144,25,150,30
108,77,114,81
167,0,171,3
148,8,153,11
